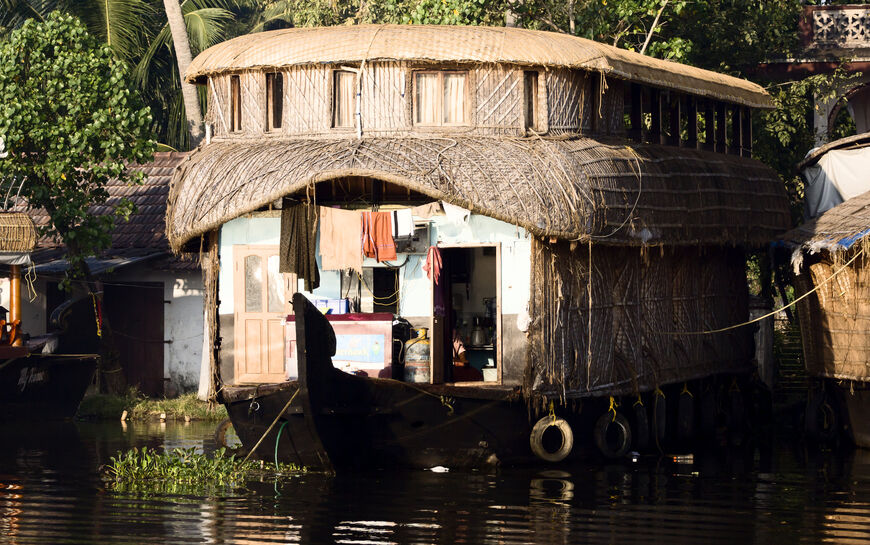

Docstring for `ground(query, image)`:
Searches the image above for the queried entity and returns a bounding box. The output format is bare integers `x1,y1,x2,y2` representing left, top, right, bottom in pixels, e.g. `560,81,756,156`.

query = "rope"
90,293,102,338
242,388,300,464
275,421,288,471
658,247,865,335
608,395,619,422
681,382,693,398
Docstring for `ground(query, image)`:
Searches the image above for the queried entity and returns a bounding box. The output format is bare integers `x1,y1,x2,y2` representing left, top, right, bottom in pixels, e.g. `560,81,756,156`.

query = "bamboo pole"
10,264,21,346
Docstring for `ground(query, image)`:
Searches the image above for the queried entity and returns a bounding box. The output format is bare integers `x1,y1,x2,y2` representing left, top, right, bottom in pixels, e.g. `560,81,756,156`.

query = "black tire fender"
594,410,633,459
530,416,574,463
633,399,650,451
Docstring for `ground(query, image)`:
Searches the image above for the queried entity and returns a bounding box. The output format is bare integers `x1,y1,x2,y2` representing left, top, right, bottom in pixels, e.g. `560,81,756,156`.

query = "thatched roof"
798,132,870,171
783,188,870,261
0,212,36,253
185,25,774,109
166,136,790,251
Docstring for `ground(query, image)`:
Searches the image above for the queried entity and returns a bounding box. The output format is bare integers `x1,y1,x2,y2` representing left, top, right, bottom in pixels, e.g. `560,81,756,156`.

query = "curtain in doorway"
280,201,320,292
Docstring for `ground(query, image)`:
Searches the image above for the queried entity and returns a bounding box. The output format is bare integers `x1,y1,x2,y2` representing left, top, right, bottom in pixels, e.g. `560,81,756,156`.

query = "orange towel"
361,211,397,262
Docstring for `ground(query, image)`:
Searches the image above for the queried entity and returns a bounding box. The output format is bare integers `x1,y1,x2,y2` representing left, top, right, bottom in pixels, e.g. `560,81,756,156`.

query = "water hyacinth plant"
105,447,303,495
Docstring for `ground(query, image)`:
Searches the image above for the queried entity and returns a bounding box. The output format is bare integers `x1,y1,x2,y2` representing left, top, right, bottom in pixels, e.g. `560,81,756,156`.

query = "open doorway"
432,244,501,384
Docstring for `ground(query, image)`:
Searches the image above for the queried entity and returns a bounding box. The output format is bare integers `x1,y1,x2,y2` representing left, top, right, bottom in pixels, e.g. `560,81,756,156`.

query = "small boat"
0,213,97,420
222,294,534,471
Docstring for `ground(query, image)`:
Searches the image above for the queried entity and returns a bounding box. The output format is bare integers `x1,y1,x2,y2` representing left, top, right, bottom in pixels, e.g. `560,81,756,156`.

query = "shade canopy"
166,136,790,250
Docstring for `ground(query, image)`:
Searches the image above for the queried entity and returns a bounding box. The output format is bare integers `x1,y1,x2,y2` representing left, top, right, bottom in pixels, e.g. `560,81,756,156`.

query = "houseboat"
166,25,791,469
785,132,870,446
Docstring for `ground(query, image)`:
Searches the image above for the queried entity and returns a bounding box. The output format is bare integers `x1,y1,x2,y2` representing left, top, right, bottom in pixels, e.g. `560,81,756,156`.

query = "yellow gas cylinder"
404,328,430,383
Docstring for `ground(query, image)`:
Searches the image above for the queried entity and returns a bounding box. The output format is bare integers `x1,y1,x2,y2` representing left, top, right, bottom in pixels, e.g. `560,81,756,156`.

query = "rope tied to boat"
681,383,693,398
242,388,300,465
549,401,556,426
440,395,455,416
608,396,619,422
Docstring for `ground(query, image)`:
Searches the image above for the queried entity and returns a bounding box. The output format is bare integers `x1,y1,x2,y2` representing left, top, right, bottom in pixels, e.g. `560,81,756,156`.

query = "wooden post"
731,104,742,156
742,106,752,157
704,101,715,152
629,83,643,142
715,102,727,154
669,94,681,147
10,264,21,346
650,88,662,145
686,97,698,149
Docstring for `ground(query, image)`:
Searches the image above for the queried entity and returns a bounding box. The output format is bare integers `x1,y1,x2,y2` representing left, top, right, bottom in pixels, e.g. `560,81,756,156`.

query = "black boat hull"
0,354,98,419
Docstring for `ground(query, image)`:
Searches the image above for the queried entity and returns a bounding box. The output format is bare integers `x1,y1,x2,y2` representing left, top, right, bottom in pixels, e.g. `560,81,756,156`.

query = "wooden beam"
730,104,742,156
669,93,681,147
650,88,662,145
10,264,21,346
742,106,752,157
686,97,698,149
629,83,643,141
703,101,715,152
715,102,727,154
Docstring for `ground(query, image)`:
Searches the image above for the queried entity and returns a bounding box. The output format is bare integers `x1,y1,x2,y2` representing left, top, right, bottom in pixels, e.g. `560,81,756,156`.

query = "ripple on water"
3,421,870,544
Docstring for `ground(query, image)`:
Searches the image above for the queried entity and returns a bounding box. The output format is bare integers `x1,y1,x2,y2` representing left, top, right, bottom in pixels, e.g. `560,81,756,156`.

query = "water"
2,421,870,544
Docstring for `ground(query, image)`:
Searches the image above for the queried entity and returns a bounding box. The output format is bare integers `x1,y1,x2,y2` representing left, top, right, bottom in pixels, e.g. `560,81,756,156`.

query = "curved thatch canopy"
166,136,790,251
798,131,870,171
0,212,36,253
783,188,870,259
186,25,774,109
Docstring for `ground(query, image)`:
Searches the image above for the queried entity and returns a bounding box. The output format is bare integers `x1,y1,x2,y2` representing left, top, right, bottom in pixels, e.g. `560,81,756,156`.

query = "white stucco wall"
110,266,204,394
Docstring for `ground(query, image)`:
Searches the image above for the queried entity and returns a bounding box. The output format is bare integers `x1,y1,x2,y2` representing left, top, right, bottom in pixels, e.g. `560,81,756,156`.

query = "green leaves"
0,13,155,281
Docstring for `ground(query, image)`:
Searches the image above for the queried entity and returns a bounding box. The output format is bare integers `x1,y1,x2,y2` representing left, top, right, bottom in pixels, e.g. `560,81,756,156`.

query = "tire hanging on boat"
633,397,650,451
530,415,574,463
678,384,695,440
653,389,667,446
594,410,633,459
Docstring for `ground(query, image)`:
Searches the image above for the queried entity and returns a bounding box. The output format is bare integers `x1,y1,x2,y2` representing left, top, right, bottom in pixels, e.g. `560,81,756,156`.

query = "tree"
162,0,205,147
0,13,155,280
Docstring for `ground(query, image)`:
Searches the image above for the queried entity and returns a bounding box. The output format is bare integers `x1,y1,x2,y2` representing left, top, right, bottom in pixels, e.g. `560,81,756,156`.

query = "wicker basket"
0,212,37,253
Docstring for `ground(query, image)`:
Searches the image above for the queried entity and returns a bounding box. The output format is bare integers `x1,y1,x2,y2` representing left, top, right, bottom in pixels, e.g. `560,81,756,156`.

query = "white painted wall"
110,266,204,394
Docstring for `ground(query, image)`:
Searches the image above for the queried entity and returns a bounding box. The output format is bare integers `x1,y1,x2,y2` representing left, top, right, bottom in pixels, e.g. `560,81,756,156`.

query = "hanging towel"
423,245,442,285
280,202,320,291
361,211,397,262
442,201,471,224
393,209,415,238
319,207,363,274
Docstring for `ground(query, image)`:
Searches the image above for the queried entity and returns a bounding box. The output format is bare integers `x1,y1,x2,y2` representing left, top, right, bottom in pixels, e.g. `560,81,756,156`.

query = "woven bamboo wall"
795,251,870,381
527,240,753,400
473,64,523,134
546,68,588,134
204,62,631,139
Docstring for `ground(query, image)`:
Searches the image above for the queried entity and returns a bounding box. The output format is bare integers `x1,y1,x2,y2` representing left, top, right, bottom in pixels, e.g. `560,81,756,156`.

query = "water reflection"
2,421,870,543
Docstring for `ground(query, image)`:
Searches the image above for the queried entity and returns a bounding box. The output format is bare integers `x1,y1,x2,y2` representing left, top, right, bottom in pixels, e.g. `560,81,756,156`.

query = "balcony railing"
800,5,870,50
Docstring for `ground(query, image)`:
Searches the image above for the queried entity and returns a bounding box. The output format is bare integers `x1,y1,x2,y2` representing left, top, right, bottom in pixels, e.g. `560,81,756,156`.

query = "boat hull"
0,354,98,419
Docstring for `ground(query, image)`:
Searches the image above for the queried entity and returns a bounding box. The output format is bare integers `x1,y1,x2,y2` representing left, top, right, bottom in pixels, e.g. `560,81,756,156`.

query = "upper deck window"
414,71,469,126
333,70,356,128
265,72,283,131
230,75,242,132
524,71,539,131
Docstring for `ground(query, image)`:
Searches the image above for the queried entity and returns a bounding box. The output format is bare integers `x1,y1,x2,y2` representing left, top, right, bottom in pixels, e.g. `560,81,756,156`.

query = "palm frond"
77,0,154,61
183,7,233,52
0,0,61,29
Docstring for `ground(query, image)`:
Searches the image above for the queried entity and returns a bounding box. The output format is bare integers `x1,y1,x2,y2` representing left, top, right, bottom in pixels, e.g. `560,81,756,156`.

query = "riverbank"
77,391,227,422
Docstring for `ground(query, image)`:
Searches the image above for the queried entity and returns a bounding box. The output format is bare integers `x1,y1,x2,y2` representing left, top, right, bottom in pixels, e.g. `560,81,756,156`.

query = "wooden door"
233,245,293,384
103,283,164,396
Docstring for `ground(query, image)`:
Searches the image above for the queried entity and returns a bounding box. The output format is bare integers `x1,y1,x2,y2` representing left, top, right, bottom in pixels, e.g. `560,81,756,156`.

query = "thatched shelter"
166,24,790,402
784,189,870,382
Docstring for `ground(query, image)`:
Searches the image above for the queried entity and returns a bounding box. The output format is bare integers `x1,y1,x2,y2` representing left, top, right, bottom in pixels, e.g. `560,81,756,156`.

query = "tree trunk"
163,0,204,148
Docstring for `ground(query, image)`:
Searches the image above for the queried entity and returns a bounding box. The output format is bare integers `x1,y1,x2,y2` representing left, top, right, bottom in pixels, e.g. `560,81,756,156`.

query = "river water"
2,420,870,544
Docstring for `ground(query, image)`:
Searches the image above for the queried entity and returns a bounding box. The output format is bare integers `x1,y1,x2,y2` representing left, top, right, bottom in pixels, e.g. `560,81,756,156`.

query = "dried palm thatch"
527,241,752,399
784,190,870,382
784,188,870,263
185,25,773,109
0,212,37,253
166,136,790,252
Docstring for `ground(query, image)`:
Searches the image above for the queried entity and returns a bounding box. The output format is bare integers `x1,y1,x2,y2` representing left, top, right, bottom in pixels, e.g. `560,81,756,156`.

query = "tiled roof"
16,152,189,252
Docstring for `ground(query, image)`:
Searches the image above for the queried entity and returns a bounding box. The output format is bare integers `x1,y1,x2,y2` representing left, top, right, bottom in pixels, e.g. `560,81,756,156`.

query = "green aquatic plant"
105,447,303,495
